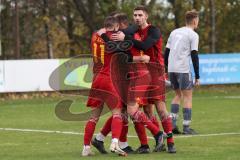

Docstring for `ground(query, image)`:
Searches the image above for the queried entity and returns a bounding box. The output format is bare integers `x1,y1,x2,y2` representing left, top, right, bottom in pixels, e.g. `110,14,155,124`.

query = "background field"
0,86,240,160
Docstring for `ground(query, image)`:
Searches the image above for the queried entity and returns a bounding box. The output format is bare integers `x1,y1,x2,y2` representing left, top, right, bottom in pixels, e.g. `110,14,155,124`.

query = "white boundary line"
193,96,240,99
61,94,240,100
0,128,240,139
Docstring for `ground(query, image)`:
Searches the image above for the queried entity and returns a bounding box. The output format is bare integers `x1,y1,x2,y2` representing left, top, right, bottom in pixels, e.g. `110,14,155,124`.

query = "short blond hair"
185,10,199,24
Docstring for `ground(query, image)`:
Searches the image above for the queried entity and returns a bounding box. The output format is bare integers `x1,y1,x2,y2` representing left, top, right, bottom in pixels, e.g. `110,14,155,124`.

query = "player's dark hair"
134,5,148,14
185,10,199,24
104,16,118,28
115,13,129,26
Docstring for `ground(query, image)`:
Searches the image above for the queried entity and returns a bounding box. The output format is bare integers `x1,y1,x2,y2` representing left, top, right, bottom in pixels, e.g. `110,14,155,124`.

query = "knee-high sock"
119,117,128,142
84,118,98,145
100,116,112,136
170,104,180,128
183,108,192,129
162,116,174,144
134,121,148,145
111,114,123,140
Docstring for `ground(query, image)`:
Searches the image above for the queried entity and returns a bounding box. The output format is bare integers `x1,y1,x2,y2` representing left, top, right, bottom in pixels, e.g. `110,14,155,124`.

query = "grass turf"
0,87,240,160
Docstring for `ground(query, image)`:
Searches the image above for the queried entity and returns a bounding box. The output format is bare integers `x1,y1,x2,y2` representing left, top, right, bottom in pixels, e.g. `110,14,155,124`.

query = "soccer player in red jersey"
82,16,127,157
92,13,134,154
109,14,168,154
111,5,176,153
130,32,163,153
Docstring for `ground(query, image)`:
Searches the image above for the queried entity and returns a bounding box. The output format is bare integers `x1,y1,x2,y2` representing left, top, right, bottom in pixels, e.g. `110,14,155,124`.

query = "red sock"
84,118,98,145
150,115,160,130
100,116,112,136
111,114,123,139
132,111,159,136
134,122,148,145
119,118,128,142
162,116,174,144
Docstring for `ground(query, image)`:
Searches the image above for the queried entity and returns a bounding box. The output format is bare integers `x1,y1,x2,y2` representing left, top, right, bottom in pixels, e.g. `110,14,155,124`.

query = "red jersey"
130,32,144,56
88,32,122,108
91,32,105,74
136,25,164,66
91,32,114,76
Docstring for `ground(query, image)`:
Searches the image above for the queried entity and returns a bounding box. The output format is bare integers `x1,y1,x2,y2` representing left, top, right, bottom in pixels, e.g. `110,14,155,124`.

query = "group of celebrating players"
81,5,200,157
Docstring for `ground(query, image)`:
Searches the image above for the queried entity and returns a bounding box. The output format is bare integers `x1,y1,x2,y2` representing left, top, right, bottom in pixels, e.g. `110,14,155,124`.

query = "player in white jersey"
164,10,200,134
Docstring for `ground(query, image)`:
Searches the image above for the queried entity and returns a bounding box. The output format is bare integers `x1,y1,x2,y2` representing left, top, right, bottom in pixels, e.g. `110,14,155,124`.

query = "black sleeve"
116,50,133,62
105,41,133,62
126,52,133,62
164,48,170,73
125,26,161,51
122,24,139,35
100,33,110,42
191,50,200,79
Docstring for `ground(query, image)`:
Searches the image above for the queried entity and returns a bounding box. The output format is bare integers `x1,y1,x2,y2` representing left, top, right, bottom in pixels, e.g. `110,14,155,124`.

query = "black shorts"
169,72,193,90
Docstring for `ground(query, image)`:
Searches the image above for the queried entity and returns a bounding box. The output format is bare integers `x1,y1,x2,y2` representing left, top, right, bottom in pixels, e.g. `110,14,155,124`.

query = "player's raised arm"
110,26,161,52
126,26,161,51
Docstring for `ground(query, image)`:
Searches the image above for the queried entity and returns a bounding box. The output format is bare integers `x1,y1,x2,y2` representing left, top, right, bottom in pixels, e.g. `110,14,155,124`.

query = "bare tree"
168,0,181,28
209,0,216,53
65,2,75,56
73,0,97,33
14,0,20,59
43,0,53,58
0,1,2,57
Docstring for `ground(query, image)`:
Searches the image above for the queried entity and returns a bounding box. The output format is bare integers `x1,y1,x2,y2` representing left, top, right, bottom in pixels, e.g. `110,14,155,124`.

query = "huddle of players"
82,5,200,157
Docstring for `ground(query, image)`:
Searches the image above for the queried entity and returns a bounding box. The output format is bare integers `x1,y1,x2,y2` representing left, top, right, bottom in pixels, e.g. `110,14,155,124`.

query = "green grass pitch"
0,86,240,160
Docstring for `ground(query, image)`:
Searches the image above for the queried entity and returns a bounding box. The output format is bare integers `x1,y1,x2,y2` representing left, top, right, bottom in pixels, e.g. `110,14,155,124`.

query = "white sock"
111,138,119,143
183,120,191,126
96,133,105,142
119,141,128,149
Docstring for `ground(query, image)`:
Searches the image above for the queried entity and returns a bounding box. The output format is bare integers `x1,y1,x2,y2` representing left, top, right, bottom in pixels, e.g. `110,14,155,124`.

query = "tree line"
0,0,240,60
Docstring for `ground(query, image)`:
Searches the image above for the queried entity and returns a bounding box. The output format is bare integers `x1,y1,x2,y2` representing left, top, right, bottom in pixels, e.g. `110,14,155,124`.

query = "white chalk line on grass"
167,95,240,100
193,96,240,100
0,128,240,139
65,94,240,100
